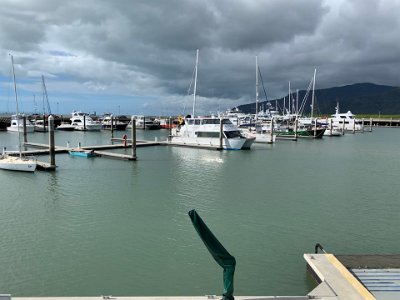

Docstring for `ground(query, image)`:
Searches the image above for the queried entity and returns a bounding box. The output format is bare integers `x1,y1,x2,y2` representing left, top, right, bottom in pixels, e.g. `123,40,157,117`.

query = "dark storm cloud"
0,0,399,114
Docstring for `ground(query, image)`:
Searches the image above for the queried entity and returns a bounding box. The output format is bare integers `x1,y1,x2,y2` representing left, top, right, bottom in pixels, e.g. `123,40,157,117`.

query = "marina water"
1,128,400,296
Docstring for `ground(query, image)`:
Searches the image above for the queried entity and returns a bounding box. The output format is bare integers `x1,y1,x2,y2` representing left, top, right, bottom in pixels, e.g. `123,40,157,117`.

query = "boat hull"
102,123,128,130
57,124,75,131
0,156,36,172
69,150,96,157
276,128,326,139
170,136,247,150
7,125,35,133
73,124,102,131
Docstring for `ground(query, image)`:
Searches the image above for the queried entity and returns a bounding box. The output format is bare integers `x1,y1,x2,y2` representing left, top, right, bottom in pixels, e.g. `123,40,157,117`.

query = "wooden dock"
36,161,57,171
93,151,136,160
305,253,376,299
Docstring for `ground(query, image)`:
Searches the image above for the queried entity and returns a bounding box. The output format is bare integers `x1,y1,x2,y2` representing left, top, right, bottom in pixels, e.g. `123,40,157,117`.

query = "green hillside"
237,83,400,115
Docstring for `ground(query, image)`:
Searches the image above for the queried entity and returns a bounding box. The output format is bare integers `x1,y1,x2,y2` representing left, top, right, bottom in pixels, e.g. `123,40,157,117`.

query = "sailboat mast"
192,49,199,118
42,75,52,115
10,55,20,116
10,54,22,158
288,81,291,115
311,68,316,119
255,55,259,121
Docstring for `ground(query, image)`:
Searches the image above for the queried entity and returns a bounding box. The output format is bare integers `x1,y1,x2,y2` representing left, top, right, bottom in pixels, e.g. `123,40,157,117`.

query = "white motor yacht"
328,104,363,132
7,114,35,133
70,111,102,131
170,116,255,150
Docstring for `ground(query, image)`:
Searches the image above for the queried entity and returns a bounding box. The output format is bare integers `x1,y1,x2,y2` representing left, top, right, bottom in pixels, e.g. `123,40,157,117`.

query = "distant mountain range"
236,83,400,115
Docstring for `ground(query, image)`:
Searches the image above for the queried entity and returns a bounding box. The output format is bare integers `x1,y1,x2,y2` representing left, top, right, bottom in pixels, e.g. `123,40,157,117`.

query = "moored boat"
57,122,75,131
0,153,37,172
101,115,128,130
68,149,96,157
70,111,102,131
7,114,35,133
33,119,48,132
170,116,255,150
328,103,364,132
1,55,37,172
127,116,161,130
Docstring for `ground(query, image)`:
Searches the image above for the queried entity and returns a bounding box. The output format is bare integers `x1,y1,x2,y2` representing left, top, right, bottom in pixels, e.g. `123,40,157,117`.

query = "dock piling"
270,118,274,143
111,115,114,138
168,117,172,141
83,115,86,131
131,116,137,159
353,120,356,134
23,116,27,143
342,119,345,135
330,118,333,135
362,118,365,133
219,118,223,150
48,115,56,167
369,118,373,132
314,118,317,138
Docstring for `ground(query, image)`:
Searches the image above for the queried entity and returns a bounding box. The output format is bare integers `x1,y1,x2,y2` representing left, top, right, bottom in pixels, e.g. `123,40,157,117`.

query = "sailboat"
0,55,37,172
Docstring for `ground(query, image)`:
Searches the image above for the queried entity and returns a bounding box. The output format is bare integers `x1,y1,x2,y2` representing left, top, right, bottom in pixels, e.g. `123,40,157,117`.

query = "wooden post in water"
83,115,86,131
330,118,333,136
294,118,298,140
168,117,172,141
352,119,356,134
143,116,146,130
314,118,317,138
219,118,223,150
48,115,55,167
342,120,345,135
111,115,114,138
23,115,28,143
362,118,365,133
270,118,274,143
369,118,373,132
131,116,136,159
43,114,46,131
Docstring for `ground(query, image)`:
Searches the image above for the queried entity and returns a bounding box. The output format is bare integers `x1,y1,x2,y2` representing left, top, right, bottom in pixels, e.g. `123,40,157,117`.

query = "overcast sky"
0,0,399,116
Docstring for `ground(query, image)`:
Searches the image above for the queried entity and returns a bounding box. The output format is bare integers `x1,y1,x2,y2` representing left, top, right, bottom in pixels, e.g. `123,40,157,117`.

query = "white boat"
170,50,254,149
70,111,102,131
0,153,36,172
171,116,254,150
7,114,35,133
328,103,364,132
128,115,160,130
241,124,277,144
57,122,75,131
323,125,342,136
101,115,128,130
33,119,47,132
1,55,37,172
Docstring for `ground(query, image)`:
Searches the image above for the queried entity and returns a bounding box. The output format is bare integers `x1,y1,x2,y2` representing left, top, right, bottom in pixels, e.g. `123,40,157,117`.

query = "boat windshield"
224,130,242,138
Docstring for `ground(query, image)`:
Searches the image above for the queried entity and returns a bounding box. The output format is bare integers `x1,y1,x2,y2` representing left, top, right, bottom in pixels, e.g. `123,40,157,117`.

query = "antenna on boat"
192,49,199,118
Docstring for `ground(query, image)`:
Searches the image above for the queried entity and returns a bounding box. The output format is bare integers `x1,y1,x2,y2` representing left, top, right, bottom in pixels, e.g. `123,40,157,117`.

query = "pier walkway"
3,253,398,299
305,253,375,299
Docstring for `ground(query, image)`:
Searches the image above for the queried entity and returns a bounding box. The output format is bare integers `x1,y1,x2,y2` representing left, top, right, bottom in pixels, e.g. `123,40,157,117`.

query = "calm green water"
0,128,399,296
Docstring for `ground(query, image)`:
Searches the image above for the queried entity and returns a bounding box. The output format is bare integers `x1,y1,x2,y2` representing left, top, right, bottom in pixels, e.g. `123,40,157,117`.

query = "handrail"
315,243,327,254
